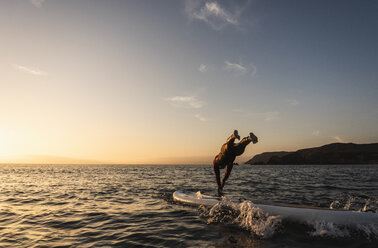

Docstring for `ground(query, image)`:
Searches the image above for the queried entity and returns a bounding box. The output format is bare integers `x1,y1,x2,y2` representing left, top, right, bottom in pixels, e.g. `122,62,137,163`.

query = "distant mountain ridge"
246,143,378,165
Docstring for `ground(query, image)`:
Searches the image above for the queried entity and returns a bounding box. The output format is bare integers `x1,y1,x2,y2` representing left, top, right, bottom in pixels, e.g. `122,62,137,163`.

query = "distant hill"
245,143,378,165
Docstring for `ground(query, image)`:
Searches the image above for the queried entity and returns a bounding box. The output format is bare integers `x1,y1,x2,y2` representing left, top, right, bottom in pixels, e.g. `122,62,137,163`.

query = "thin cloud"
250,64,257,76
288,99,299,106
12,64,47,76
232,108,243,113
194,114,208,122
312,130,320,136
166,96,205,109
199,64,208,73
248,111,279,121
185,0,238,30
224,61,257,76
331,136,345,143
30,0,45,8
224,61,247,72
264,111,279,121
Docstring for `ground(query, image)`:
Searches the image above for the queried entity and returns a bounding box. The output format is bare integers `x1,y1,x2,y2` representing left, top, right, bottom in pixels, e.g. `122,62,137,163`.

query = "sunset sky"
1,0,377,164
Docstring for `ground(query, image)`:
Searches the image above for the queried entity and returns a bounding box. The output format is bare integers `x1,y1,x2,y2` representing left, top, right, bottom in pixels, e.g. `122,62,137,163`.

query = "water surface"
0,164,377,247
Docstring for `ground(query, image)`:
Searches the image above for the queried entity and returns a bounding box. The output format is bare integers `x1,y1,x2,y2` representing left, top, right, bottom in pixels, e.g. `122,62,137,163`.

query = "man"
213,130,258,195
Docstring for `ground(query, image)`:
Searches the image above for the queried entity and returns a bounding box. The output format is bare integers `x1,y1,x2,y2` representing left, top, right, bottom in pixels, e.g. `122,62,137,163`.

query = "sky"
0,0,377,164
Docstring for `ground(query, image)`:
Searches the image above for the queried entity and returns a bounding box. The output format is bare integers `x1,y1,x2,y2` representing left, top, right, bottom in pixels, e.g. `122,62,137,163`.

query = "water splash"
235,201,281,238
198,195,378,240
195,191,203,199
329,195,378,213
361,199,378,212
313,194,378,239
199,197,282,238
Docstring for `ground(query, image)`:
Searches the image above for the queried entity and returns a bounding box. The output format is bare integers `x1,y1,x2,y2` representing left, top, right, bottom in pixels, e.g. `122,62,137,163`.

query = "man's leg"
235,132,258,156
221,163,234,189
235,137,252,156
226,130,240,145
213,162,222,191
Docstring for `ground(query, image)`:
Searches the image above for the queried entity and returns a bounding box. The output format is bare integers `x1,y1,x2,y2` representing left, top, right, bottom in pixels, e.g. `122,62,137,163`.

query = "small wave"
199,197,282,238
309,220,378,240
310,221,351,237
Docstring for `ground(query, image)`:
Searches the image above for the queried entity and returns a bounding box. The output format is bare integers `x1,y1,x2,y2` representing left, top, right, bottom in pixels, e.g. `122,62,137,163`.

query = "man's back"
214,142,237,166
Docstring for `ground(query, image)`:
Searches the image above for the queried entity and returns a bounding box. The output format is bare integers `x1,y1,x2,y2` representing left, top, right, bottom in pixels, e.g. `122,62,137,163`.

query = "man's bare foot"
217,188,224,196
250,132,258,144
234,130,240,140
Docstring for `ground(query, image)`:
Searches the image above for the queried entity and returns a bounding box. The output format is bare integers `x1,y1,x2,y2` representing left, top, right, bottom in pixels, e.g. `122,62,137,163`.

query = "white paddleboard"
173,190,378,225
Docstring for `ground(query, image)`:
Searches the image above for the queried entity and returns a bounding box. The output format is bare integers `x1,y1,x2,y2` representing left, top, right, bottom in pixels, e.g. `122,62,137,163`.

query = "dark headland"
246,143,378,165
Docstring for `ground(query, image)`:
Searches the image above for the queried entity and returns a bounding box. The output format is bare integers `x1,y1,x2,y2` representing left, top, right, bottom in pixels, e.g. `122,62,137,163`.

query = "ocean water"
0,164,377,248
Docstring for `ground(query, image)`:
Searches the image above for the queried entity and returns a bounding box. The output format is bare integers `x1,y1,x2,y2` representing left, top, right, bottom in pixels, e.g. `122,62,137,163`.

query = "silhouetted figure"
213,130,258,195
